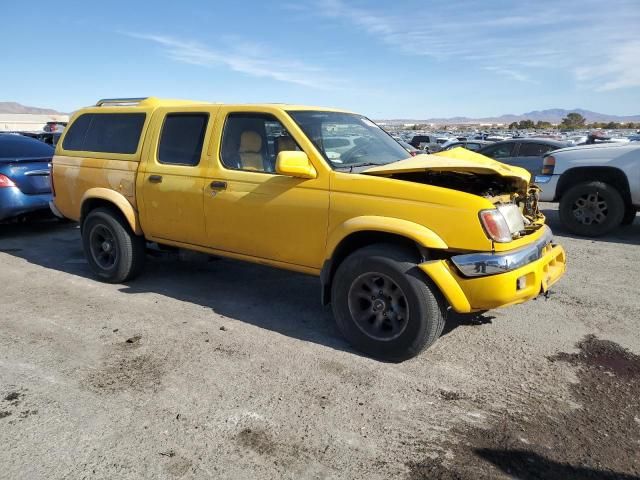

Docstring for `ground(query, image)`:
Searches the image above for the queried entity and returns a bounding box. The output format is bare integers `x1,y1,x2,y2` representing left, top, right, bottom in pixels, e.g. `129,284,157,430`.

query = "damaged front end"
362,147,544,240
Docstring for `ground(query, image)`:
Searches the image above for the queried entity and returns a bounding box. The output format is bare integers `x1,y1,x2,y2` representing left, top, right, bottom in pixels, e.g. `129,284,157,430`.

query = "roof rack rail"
95,97,149,106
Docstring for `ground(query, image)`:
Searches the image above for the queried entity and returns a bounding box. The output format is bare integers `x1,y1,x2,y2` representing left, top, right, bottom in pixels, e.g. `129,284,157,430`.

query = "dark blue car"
0,134,54,221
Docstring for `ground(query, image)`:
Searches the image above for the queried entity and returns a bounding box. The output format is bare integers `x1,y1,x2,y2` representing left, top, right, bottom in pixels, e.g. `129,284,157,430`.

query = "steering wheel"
340,143,369,164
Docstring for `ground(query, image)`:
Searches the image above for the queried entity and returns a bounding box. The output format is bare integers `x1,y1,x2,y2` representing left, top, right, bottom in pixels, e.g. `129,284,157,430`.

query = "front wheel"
559,181,624,237
331,244,446,362
82,208,146,283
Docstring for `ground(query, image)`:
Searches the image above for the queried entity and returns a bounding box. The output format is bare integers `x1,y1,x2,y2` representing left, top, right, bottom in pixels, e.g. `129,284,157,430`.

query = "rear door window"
518,142,556,157
158,113,208,166
62,113,146,154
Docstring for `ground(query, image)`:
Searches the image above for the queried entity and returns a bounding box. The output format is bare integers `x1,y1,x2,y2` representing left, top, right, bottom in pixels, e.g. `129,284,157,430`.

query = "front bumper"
0,187,52,221
420,228,566,313
534,174,560,202
450,226,553,277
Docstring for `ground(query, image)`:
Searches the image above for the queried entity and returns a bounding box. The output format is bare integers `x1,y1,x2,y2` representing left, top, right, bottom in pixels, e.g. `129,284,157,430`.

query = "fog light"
517,276,527,290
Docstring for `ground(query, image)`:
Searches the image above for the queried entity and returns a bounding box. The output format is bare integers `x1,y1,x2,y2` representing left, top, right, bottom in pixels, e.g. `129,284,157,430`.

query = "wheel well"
557,167,631,205
320,231,426,305
80,198,126,231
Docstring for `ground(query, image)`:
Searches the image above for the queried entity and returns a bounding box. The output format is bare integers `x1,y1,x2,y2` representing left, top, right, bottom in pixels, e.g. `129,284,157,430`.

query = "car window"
158,113,208,166
518,142,556,157
0,135,54,158
443,142,461,151
220,113,299,173
290,111,409,168
62,113,146,154
465,143,482,151
481,143,515,159
61,114,92,151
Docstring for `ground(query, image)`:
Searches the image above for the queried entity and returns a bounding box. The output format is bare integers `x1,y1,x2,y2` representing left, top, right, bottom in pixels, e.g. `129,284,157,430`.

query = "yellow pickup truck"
51,97,565,361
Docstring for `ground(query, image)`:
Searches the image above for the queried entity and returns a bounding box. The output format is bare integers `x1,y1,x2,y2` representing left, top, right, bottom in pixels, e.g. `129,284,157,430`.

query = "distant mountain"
380,109,640,125
0,101,64,115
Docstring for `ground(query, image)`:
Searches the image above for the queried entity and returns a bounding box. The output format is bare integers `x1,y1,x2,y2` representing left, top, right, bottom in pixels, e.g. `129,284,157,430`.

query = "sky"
2,0,640,118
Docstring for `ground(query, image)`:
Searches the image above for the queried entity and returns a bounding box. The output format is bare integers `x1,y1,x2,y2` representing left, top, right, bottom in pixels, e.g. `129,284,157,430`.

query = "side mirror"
276,151,317,179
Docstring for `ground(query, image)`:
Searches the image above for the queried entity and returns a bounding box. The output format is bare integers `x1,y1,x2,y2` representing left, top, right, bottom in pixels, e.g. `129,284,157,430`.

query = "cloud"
125,33,334,89
575,40,640,91
483,67,535,84
312,0,640,91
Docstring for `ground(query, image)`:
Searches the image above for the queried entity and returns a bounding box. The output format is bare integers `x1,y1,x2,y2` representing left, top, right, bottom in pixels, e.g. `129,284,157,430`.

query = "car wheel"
82,207,146,283
559,181,625,237
331,243,446,362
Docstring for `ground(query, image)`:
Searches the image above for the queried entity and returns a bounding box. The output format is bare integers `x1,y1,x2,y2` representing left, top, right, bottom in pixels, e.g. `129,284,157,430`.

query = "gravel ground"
1,204,639,479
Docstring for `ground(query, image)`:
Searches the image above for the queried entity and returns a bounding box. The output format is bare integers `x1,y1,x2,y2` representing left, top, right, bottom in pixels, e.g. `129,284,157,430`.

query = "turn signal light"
0,174,16,188
479,209,512,243
542,155,555,175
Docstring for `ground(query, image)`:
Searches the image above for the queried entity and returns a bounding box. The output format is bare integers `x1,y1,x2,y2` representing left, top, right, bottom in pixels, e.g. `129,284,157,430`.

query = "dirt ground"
1,204,639,480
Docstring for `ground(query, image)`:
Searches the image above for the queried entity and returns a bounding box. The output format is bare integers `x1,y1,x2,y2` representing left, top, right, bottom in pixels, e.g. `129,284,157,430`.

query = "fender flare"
320,216,448,305
325,216,448,260
81,188,142,235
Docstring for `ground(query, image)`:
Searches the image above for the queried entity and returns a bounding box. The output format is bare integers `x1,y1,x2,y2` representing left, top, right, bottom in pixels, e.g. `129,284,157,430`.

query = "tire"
622,206,637,226
558,181,625,237
331,243,446,362
82,207,146,283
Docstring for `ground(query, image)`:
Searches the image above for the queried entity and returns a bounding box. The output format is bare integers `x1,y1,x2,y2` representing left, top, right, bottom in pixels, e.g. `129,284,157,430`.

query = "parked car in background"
441,140,492,152
321,136,361,162
43,121,67,133
409,135,441,153
478,138,570,177
0,134,54,221
37,132,62,146
397,140,422,156
536,143,640,236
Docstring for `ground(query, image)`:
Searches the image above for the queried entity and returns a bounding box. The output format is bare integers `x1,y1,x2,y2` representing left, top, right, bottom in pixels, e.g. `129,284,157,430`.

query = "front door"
203,109,330,270
138,107,217,245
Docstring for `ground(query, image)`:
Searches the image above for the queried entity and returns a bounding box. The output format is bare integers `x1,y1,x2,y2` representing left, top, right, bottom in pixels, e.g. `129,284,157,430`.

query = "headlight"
479,209,512,243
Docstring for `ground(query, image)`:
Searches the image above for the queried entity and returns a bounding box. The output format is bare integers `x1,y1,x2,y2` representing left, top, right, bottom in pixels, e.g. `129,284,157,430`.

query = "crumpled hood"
362,147,531,187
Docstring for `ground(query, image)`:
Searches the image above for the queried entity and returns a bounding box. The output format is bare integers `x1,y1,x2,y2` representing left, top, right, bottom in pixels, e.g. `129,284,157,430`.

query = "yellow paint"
52,97,566,313
419,243,566,313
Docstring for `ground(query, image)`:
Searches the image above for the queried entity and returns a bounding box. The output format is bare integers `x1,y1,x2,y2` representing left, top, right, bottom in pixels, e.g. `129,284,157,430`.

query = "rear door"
138,106,218,246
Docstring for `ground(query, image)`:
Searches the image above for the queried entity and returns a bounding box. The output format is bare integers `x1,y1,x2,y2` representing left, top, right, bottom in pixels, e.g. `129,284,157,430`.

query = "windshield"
288,111,410,169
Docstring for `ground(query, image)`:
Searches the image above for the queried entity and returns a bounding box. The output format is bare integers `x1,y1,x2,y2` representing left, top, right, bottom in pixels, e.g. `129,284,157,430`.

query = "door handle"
148,175,163,183
210,181,227,190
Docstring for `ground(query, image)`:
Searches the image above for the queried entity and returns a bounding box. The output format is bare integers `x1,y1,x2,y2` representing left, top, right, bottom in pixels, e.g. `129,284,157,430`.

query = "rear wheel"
559,181,624,237
331,244,446,362
82,208,145,283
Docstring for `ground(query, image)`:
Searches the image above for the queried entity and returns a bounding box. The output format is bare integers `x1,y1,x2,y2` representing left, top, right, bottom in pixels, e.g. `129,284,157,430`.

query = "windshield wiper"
334,162,383,172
